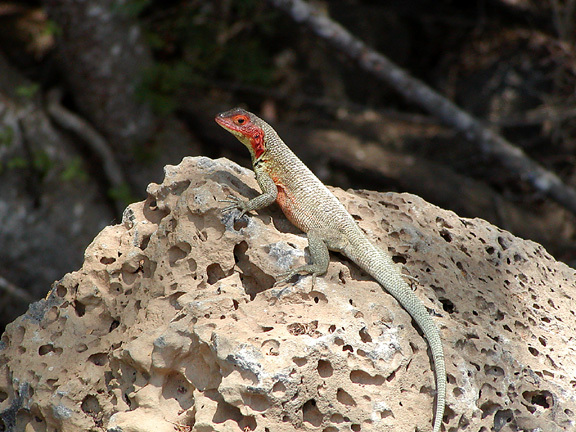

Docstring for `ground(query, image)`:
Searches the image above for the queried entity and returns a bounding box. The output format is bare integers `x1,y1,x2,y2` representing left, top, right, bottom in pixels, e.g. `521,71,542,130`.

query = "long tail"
351,242,446,432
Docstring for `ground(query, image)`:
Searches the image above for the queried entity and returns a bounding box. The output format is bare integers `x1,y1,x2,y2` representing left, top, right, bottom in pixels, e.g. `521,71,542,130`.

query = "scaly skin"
215,107,446,432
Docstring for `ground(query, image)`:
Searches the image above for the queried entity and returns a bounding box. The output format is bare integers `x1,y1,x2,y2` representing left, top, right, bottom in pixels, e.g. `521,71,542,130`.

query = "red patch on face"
216,113,266,158
250,131,265,158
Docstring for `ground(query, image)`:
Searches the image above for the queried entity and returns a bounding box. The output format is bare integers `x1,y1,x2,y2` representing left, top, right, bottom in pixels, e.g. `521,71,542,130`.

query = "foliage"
132,0,280,114
108,183,137,206
61,157,89,182
1,149,53,179
0,126,14,148
15,83,40,99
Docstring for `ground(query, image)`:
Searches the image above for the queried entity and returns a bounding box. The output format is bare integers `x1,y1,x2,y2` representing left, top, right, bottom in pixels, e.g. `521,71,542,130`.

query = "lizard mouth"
215,115,241,136
215,114,253,148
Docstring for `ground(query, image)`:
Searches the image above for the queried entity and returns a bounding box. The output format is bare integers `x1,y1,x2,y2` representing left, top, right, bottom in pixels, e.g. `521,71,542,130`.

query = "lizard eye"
234,116,247,125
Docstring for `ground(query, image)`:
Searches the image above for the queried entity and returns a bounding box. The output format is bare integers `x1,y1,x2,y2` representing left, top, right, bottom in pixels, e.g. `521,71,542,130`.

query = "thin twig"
490,105,576,127
0,275,34,304
46,88,127,214
267,0,576,215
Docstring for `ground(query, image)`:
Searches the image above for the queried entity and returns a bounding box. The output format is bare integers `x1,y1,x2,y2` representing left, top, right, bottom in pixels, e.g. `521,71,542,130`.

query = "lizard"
215,107,446,432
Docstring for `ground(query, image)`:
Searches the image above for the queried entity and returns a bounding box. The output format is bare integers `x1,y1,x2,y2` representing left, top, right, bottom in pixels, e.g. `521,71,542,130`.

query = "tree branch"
46,88,128,214
267,0,576,215
0,275,34,305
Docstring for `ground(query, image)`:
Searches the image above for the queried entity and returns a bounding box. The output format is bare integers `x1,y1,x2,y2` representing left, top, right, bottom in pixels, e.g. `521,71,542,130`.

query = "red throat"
215,113,266,158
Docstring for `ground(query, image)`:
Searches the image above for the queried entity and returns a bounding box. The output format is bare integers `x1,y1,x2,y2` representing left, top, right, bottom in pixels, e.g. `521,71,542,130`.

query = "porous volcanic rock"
1,156,575,432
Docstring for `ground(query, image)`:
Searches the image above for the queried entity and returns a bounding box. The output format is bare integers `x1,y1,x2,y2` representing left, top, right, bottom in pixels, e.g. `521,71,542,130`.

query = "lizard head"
215,108,266,159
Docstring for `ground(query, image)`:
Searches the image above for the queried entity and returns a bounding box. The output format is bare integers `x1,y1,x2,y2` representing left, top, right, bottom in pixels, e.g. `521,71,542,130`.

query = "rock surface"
1,156,575,432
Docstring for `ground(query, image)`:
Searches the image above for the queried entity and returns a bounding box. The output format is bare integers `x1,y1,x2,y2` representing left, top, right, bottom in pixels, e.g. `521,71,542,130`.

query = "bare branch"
0,275,34,305
267,0,576,215
46,88,128,214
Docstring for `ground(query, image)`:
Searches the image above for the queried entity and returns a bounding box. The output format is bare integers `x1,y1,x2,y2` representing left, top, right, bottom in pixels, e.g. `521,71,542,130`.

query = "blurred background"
1,0,575,331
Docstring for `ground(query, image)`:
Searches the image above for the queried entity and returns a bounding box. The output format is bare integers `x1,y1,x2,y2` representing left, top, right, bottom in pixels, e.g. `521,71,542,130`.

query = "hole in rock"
74,300,86,317
88,353,108,366
484,365,504,377
207,263,227,285
262,339,280,356
359,327,372,343
109,320,120,332
453,387,464,397
302,399,323,427
318,360,333,378
139,234,151,250
188,258,197,273
272,381,286,395
168,243,191,265
234,241,276,298
76,343,88,353
392,254,406,264
143,197,169,224
110,282,123,294
293,357,307,367
234,218,249,230
497,236,508,250
351,424,361,431
350,370,385,385
55,284,67,297
38,344,54,356
81,395,101,414
330,413,344,423
100,257,115,265
342,345,353,352
494,409,515,431
440,298,455,313
336,388,356,406
439,230,452,242
522,390,553,409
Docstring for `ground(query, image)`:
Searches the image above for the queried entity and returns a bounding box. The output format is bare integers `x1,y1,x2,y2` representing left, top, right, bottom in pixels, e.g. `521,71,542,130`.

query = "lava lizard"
215,107,446,432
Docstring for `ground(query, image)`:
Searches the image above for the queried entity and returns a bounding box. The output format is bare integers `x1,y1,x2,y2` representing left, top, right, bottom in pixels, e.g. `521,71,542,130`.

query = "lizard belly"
275,183,307,230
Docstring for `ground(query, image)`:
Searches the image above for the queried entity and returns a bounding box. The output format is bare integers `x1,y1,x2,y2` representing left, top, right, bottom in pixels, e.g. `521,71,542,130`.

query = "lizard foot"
219,195,248,217
276,265,322,287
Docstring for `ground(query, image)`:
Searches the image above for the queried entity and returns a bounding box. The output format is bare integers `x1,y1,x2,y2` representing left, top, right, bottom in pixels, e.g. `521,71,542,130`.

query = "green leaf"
108,183,136,206
61,157,89,182
0,126,14,147
16,83,40,99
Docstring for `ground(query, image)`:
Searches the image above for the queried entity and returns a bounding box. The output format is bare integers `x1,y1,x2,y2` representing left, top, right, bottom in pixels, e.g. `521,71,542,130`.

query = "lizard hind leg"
276,230,330,287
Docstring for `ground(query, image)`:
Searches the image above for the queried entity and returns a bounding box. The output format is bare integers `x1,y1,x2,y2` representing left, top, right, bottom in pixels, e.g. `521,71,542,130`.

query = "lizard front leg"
221,167,278,217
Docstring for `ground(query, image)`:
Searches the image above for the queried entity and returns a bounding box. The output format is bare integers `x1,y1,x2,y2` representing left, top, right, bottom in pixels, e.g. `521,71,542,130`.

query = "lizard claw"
276,266,320,288
219,195,248,217
276,270,300,285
